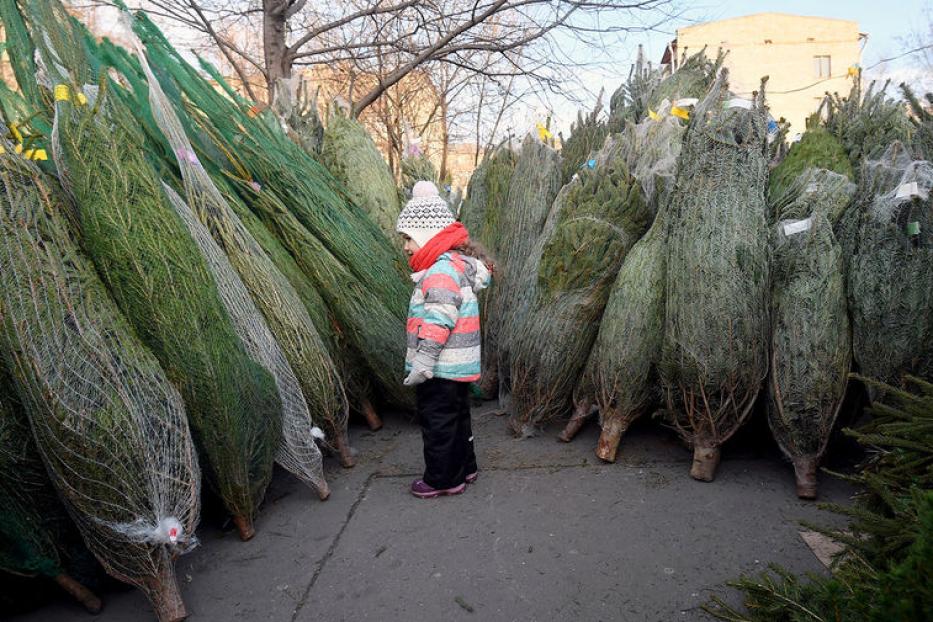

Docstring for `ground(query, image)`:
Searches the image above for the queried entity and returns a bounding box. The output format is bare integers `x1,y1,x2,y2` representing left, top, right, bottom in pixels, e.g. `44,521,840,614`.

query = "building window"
764,38,773,44
814,55,831,78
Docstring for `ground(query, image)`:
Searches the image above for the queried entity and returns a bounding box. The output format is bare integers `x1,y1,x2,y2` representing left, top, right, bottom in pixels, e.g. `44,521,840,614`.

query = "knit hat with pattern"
396,181,455,248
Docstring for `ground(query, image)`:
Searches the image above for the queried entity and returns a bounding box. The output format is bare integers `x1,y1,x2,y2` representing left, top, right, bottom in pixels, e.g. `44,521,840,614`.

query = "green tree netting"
576,205,670,462
114,10,410,408
133,34,339,497
660,71,771,482
130,12,411,316
559,102,610,184
232,176,413,409
508,120,680,437
322,108,401,240
162,183,329,499
216,175,355,464
820,77,912,167
46,80,279,539
485,134,562,410
0,144,200,621
0,369,102,614
767,127,853,213
399,130,440,201
847,144,933,385
768,170,855,499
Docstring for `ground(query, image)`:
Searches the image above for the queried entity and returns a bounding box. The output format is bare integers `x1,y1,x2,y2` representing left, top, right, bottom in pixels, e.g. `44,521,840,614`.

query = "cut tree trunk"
558,399,594,443
54,574,102,614
233,514,255,542
690,444,722,482
793,455,819,500
595,415,631,463
361,398,384,431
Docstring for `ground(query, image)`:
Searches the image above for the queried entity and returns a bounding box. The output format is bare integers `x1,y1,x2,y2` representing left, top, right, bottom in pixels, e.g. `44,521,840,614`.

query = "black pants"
416,378,477,489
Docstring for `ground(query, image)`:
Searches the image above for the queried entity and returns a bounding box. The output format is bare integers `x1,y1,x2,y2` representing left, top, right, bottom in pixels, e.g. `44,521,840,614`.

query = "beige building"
666,13,866,133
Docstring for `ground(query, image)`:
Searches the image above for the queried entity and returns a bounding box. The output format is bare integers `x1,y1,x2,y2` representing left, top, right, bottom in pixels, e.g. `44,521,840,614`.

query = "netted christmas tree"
768,169,855,499
133,33,338,496
271,76,325,157
819,75,912,169
508,108,684,437
559,97,609,184
485,133,562,410
37,27,280,539
847,143,933,385
767,127,854,214
460,145,518,398
322,104,401,240
608,45,662,131
0,369,102,614
0,140,200,621
660,71,771,481
902,84,933,161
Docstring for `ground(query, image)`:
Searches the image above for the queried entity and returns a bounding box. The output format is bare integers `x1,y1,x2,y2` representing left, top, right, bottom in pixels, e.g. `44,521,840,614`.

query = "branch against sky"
78,0,675,116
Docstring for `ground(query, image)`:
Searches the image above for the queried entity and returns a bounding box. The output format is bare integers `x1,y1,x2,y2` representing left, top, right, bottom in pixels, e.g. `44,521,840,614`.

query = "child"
396,181,492,499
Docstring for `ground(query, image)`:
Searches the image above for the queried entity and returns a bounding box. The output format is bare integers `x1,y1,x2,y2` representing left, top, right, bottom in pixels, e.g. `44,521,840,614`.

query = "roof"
678,12,859,35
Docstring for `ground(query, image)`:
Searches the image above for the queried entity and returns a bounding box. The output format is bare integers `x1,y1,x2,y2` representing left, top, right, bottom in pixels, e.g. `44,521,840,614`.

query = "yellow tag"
0,145,5,155
847,65,859,77
670,106,690,120
648,109,661,121
9,123,23,143
25,148,47,161
54,84,71,102
76,92,88,105
536,123,553,142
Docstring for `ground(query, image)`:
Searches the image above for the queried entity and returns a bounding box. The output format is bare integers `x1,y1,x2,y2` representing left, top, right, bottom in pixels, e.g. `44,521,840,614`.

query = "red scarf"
409,222,470,272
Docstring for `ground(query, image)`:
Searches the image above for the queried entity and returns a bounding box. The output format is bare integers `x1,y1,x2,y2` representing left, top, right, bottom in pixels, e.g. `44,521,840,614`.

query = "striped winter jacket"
406,251,491,382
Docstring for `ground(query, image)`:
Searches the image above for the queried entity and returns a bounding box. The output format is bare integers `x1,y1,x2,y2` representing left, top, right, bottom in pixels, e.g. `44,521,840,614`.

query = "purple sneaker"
410,479,466,499
465,471,478,484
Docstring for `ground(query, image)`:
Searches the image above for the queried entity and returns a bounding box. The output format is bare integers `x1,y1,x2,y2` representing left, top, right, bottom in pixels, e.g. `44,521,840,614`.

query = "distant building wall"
673,13,864,134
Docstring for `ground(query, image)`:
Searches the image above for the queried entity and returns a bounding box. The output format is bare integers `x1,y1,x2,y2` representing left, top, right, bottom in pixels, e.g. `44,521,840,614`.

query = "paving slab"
11,403,854,622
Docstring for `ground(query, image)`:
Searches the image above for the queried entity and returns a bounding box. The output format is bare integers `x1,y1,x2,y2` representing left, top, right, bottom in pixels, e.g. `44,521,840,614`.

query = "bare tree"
85,0,674,116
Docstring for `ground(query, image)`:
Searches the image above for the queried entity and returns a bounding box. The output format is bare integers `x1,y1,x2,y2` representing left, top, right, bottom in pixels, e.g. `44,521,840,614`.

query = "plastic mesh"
768,169,854,496
485,134,562,409
130,27,337,497
162,183,328,498
508,130,658,436
45,70,280,536
848,143,933,384
322,109,401,241
659,70,771,472
576,205,669,460
0,143,200,619
130,12,412,406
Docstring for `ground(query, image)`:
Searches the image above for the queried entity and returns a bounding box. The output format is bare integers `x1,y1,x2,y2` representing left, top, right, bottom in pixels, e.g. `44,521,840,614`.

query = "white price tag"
895,181,920,199
674,98,699,108
726,98,753,110
804,182,819,194
783,217,812,236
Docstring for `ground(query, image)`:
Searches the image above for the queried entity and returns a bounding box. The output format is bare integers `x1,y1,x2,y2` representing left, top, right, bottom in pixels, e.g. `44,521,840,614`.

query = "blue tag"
586,159,596,169
767,119,779,134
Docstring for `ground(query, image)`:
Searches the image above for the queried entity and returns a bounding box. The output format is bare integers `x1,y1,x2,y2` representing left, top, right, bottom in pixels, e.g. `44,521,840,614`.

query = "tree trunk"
439,95,450,184
263,1,292,102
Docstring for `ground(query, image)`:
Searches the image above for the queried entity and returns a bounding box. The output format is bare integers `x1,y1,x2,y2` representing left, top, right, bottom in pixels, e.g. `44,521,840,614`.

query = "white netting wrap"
162,183,329,499
621,99,685,211
128,22,343,497
848,143,933,383
0,144,200,619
